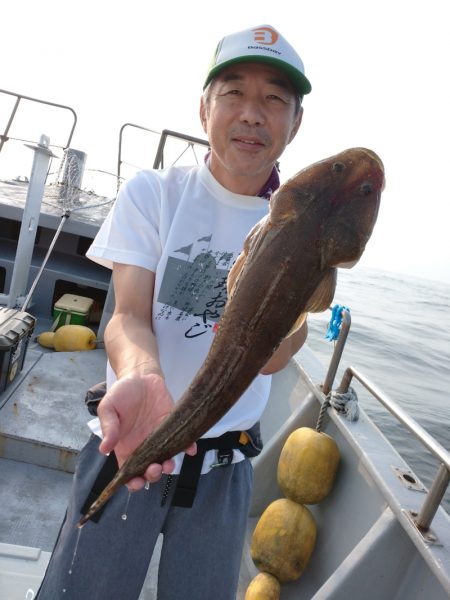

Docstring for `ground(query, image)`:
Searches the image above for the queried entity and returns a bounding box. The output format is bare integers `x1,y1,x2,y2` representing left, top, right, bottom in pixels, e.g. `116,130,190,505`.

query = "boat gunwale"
289,353,450,594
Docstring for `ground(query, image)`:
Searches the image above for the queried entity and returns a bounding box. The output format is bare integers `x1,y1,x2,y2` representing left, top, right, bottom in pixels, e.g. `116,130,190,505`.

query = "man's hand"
97,373,196,490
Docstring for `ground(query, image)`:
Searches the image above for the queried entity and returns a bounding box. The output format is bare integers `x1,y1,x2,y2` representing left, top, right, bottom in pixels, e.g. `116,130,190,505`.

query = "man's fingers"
125,459,173,492
126,476,148,492
185,442,197,456
145,463,165,482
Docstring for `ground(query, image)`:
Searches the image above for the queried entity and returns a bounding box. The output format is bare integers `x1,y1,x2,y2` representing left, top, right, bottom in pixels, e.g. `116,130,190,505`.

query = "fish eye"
360,182,373,195
332,162,345,173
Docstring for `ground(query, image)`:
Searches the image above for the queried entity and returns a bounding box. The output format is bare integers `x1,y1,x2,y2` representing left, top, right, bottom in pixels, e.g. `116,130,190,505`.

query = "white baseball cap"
204,25,311,95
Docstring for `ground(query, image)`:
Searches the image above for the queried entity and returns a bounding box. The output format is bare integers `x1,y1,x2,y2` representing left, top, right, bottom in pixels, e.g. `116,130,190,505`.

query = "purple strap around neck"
258,165,280,200
204,151,280,199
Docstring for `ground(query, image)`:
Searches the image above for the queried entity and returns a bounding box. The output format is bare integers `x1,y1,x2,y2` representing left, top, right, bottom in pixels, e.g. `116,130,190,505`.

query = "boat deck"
0,179,113,238
1,337,450,599
0,334,107,548
0,345,106,469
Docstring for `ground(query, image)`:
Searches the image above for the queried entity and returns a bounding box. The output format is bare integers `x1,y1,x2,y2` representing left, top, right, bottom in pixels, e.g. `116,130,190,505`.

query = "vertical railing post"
6,135,56,308
321,309,351,395
415,463,450,532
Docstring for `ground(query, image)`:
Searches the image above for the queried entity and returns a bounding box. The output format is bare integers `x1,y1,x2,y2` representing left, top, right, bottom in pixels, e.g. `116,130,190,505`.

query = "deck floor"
0,345,107,549
0,457,72,551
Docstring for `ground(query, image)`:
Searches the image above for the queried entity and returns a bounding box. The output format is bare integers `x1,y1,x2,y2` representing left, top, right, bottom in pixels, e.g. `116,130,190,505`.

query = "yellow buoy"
37,331,55,348
250,498,317,583
277,427,340,504
245,572,280,599
38,325,96,352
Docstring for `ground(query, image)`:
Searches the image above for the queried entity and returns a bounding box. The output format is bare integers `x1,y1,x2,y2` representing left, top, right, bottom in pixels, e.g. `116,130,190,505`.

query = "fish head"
272,147,385,270
317,147,384,269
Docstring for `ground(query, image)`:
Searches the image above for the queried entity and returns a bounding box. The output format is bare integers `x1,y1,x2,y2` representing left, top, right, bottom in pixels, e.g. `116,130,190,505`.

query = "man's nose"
239,100,266,126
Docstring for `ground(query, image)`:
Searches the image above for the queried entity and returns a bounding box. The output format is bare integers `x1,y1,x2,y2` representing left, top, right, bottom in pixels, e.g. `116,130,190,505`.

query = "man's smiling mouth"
234,137,265,147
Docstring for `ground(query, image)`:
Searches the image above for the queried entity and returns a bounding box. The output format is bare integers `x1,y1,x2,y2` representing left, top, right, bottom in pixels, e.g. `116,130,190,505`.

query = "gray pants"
36,435,253,600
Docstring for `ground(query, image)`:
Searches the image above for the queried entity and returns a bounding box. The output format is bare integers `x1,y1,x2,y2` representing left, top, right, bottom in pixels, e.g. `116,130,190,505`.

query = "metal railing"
117,122,160,185
1,95,209,195
337,365,450,533
0,89,77,154
152,128,209,169
117,124,209,189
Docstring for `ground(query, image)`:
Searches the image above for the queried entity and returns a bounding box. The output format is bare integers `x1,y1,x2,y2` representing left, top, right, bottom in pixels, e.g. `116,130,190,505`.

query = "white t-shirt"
86,163,272,472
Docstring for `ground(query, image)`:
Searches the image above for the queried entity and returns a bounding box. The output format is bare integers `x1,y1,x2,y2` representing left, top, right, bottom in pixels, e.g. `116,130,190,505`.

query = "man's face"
200,62,303,195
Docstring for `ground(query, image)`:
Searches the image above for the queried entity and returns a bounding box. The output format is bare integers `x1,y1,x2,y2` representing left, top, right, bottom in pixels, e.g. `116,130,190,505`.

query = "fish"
77,147,384,527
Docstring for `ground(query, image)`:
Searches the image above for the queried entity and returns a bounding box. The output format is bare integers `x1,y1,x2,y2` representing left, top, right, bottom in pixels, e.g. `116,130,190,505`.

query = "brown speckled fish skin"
77,147,384,527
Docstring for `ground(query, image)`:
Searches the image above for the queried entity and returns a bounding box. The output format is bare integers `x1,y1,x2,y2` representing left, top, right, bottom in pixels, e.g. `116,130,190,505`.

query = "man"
36,24,311,599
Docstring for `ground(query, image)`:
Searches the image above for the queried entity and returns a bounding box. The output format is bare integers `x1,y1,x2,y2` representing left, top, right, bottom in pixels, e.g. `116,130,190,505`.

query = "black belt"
170,431,242,508
81,431,244,522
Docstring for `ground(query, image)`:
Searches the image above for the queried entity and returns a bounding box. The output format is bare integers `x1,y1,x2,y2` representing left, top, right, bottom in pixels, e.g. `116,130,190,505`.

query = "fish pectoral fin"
285,269,337,338
285,312,307,337
334,258,360,269
227,217,267,298
305,269,337,313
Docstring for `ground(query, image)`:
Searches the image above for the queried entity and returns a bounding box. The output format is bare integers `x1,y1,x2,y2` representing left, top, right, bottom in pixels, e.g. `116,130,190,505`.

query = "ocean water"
303,266,450,514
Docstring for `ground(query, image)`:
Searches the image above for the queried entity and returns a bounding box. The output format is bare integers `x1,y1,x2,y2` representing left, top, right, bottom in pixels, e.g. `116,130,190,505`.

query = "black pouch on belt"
170,423,264,508
85,380,107,416
238,421,263,458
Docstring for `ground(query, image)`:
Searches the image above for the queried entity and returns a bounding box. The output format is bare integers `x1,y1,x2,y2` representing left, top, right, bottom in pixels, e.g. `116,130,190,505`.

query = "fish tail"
76,472,125,528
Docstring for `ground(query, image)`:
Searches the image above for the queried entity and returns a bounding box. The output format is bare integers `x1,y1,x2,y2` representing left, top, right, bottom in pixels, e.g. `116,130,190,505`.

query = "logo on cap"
252,27,279,46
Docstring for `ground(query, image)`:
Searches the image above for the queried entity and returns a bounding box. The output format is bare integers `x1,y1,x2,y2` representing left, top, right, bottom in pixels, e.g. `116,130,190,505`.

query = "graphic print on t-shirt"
156,235,235,339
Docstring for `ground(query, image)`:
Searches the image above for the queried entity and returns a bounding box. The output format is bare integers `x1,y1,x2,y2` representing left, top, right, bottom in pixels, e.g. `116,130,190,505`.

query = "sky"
1,0,449,284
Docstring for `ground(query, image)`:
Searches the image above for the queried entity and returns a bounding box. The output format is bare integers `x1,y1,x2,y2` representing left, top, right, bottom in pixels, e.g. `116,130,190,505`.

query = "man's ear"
288,106,303,144
199,96,208,133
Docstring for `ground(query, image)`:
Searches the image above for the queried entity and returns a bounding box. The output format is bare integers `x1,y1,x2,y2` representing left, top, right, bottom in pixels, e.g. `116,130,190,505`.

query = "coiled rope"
316,387,360,432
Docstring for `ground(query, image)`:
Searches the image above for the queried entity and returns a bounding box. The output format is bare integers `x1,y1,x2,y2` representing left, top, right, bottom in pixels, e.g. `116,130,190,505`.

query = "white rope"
328,387,360,421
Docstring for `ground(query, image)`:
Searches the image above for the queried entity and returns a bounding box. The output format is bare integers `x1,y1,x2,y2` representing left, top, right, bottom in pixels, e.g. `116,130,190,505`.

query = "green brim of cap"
203,55,312,95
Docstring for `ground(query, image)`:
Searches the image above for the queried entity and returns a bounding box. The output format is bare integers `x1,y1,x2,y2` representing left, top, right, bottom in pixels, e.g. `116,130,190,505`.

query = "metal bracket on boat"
403,509,440,545
392,466,427,493
24,135,58,158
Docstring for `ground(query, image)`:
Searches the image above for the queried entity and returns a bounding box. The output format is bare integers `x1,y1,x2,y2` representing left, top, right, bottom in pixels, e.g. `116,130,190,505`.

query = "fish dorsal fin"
285,269,337,338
